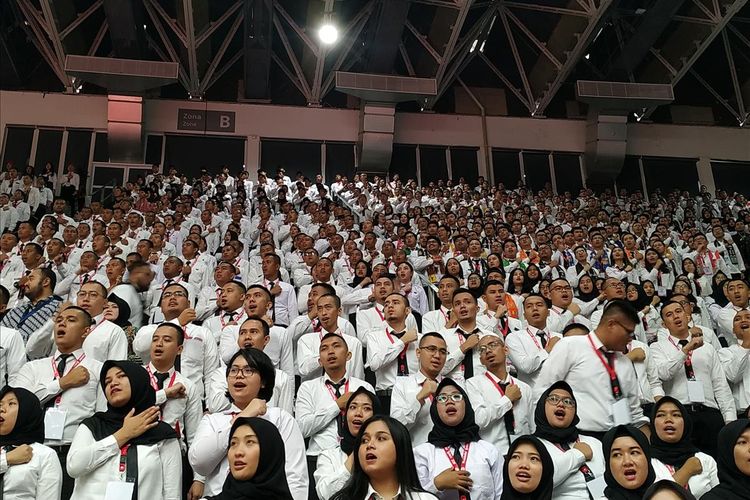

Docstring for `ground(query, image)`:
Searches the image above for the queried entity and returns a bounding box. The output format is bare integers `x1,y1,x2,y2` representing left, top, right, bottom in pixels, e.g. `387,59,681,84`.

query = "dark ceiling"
1,0,748,127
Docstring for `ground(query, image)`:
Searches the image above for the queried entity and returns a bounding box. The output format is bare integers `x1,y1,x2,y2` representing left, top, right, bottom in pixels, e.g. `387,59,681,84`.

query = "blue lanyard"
17,297,55,326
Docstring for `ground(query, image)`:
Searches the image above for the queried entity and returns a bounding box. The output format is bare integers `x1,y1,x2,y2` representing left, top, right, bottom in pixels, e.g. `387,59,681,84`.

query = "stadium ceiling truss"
7,0,750,125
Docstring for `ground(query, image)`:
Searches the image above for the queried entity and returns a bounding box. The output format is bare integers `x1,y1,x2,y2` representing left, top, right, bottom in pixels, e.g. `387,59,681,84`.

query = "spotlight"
470,39,478,53
318,23,338,45
584,53,590,60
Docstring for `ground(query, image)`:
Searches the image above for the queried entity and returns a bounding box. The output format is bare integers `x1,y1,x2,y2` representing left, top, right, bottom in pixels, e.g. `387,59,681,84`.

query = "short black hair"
62,305,93,327
38,267,57,290
226,348,275,401
320,332,348,348
419,332,446,345
246,284,272,301
318,293,342,309
451,287,477,304
154,322,185,345
0,285,9,307
562,323,589,336
601,299,639,324
311,282,337,296
241,315,270,337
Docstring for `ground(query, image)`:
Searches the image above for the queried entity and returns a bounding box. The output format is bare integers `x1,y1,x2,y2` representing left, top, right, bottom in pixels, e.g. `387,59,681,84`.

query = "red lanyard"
51,353,86,406
484,372,513,395
441,308,449,322
374,306,385,322
119,444,131,477
220,310,245,329
526,327,547,350
587,334,621,398
443,442,471,471
146,365,177,391
385,328,406,344
325,380,349,414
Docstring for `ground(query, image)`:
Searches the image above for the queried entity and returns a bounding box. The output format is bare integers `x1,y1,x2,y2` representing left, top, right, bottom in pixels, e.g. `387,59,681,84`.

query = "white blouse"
0,443,62,500
413,439,503,500
313,447,351,500
66,425,182,500
651,453,719,499
538,435,605,500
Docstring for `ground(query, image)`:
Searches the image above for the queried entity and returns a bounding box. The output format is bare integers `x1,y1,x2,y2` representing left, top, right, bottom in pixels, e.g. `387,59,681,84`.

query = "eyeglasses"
612,320,636,337
546,394,576,408
436,393,464,404
550,285,572,293
419,345,448,356
228,366,257,378
478,341,504,354
162,290,187,299
76,291,101,299
604,282,626,290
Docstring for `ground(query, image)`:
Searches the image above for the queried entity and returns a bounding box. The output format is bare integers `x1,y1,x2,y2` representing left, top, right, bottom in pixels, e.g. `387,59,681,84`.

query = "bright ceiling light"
318,23,338,45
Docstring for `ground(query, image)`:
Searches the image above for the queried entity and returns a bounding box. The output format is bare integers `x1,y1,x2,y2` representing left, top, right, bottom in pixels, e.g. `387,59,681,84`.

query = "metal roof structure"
1,0,748,127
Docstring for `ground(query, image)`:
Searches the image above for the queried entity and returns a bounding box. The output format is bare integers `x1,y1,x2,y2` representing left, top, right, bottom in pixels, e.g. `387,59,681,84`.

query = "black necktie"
678,340,696,380
600,348,623,399
452,444,472,500
460,330,476,378
154,372,170,390
389,331,410,376
325,379,347,398
224,311,235,323
499,382,516,439
536,331,548,349
56,353,72,379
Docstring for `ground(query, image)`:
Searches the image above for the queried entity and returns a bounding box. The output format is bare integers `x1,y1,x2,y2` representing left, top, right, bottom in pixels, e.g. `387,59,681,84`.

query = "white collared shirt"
627,339,664,405
390,371,443,446
533,333,647,433
11,348,106,444
0,442,62,500
365,326,420,391
717,343,750,412
187,406,308,500
146,363,203,449
505,326,562,388
204,366,294,415
466,371,534,454
297,330,364,382
413,439,504,500
440,325,493,385
355,304,418,347
650,333,737,422
313,447,350,500
295,375,373,456
263,278,298,326
81,316,128,362
218,322,294,379
651,453,719,498
422,306,450,334
0,326,25,385
538,435,606,500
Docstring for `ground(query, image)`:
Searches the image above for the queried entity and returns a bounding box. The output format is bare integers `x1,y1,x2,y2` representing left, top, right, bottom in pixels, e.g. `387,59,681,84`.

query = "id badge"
611,398,632,426
687,380,706,403
105,481,135,500
586,476,607,498
44,407,67,440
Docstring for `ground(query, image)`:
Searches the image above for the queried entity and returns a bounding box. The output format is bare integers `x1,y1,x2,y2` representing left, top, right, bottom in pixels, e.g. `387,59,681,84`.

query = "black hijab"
602,425,656,500
500,435,554,500
82,360,176,445
0,386,44,446
427,378,480,448
702,419,750,500
649,397,700,469
339,387,382,455
626,284,649,312
576,277,599,302
208,417,294,500
107,293,132,328
533,381,580,444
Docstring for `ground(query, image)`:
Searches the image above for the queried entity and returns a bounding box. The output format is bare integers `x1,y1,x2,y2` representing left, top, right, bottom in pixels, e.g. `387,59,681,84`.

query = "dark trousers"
376,391,392,415
307,455,319,500
52,445,73,499
687,405,724,458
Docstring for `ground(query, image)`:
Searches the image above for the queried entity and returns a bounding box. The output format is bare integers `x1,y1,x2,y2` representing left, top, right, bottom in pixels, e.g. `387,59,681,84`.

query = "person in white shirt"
715,278,748,346
413,378,504,500
188,348,308,499
440,288,492,385
547,278,596,332
422,275,459,334
240,284,295,378
314,387,381,500
296,332,374,498
76,280,128,362
0,325,25,385
467,333,534,454
260,253,297,326
327,415,437,500
133,283,220,400
195,260,236,321
476,280,523,339
390,332,449,446
533,381,606,500
355,275,419,347
505,294,562,389
534,299,649,440
11,305,106,498
208,280,249,359
66,360,182,500
365,292,420,413
651,300,737,457
649,396,719,498
0,386,63,500
718,309,750,418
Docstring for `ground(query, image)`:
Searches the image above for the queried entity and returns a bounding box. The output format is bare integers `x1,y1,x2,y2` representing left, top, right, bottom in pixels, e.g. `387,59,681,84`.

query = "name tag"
687,380,706,403
105,481,135,500
611,398,632,426
44,408,67,440
586,475,607,498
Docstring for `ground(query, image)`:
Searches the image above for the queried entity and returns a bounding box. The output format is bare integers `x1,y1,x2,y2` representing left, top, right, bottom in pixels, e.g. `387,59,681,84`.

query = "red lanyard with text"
554,441,596,482
587,334,622,399
668,337,696,380
375,306,385,322
146,365,177,392
220,310,245,329
119,444,132,481
526,328,546,350
443,442,471,500
325,380,349,413
51,353,86,406
484,372,514,396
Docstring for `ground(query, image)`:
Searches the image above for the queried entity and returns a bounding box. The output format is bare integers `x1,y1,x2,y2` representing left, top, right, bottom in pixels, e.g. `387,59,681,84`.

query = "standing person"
701,419,750,500
500,435,555,500
329,416,436,500
413,378,504,500
66,360,182,499
534,300,649,440
203,417,295,500
601,425,658,500
58,164,80,215
314,387,382,500
533,381,606,500
441,289,492,385
0,386,63,500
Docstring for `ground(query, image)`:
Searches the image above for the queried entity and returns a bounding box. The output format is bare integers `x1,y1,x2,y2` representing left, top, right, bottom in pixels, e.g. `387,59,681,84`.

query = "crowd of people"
0,160,749,500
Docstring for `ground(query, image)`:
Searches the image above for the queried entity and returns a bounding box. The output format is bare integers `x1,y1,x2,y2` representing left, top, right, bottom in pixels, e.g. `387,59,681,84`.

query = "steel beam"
272,51,310,98
273,1,320,58
39,0,68,73
88,20,108,56
196,0,242,47
504,8,561,70
502,2,590,18
722,29,746,120
182,0,200,95
479,51,531,111
144,0,187,46
689,68,743,121
499,8,533,108
400,43,416,76
16,0,69,86
59,0,103,40
205,50,243,92
411,0,462,9
434,0,474,85
272,12,312,101
405,21,443,63
199,10,244,94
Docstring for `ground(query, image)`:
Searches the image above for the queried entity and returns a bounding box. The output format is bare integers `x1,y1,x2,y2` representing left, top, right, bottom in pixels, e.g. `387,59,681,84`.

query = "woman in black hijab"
0,386,63,499
702,419,750,500
533,381,605,499
314,387,382,500
602,425,657,500
649,396,718,497
500,435,554,500
67,360,181,500
413,378,503,500
104,294,140,362
207,417,293,500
